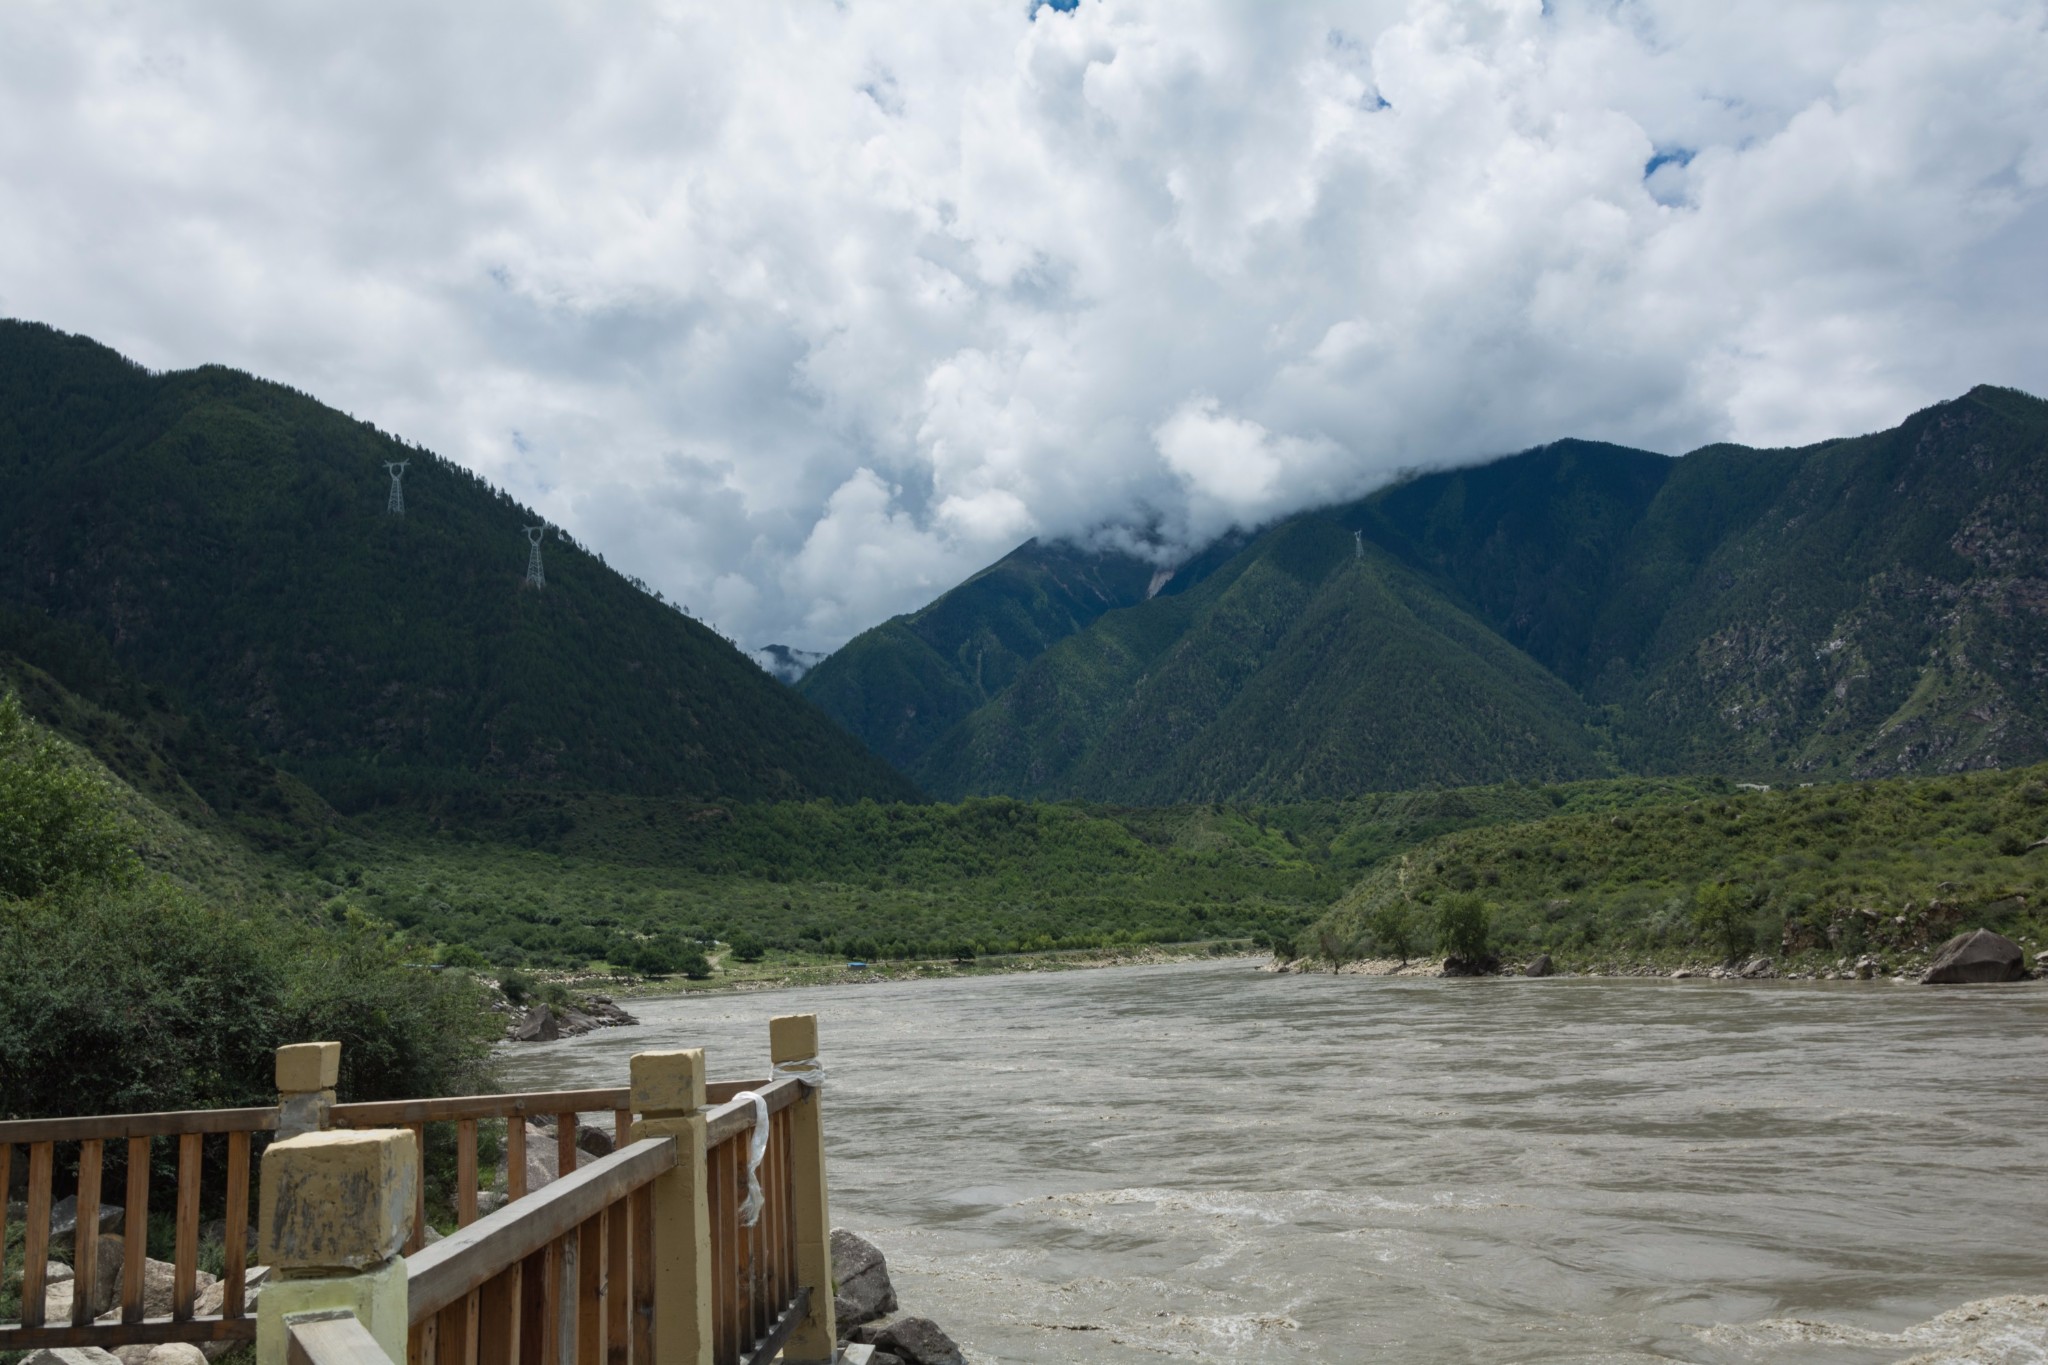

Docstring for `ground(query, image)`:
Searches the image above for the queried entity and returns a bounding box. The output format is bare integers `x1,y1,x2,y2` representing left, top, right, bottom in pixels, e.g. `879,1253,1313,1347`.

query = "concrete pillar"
629,1049,713,1365
770,1014,836,1363
274,1042,340,1140
255,1128,415,1364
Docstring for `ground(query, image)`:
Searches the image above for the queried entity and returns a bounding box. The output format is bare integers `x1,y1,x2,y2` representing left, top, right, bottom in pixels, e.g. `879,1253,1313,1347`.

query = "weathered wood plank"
123,1136,149,1324
21,1141,54,1328
628,1185,653,1365
576,1212,605,1365
741,1286,810,1365
405,1138,676,1323
175,1132,202,1321
604,1187,629,1365
286,1309,394,1365
0,1108,278,1145
458,1118,479,1229
71,1139,103,1328
476,1262,522,1365
556,1113,578,1181
518,1245,552,1365
224,1130,252,1319
701,1078,801,1149
409,1123,428,1255
508,1116,528,1203
329,1089,631,1128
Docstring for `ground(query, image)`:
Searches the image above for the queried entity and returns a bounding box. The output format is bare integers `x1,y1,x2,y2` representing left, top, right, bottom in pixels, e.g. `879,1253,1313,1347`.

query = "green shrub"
0,691,137,901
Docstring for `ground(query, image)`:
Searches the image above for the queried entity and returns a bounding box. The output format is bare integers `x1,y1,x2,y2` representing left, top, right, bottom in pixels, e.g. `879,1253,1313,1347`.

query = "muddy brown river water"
497,959,2048,1363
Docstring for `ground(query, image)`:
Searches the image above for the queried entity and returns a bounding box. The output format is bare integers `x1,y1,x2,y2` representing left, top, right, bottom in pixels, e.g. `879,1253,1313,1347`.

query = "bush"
730,935,766,964
0,882,500,1119
499,969,535,1006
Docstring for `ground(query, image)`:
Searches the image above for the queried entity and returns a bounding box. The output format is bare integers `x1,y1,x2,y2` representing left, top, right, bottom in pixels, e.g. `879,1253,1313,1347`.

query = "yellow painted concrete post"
629,1048,713,1365
770,1013,836,1363
254,1128,415,1364
274,1041,340,1140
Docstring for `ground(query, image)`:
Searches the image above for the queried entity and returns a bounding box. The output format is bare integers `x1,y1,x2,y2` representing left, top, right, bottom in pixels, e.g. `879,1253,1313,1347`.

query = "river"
496,960,2048,1363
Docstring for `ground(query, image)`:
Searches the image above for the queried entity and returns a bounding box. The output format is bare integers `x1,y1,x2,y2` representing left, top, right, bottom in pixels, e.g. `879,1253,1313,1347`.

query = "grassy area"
1311,762,2048,971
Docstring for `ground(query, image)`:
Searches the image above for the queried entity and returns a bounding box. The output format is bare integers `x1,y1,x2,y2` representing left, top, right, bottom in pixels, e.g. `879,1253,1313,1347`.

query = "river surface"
496,960,2048,1363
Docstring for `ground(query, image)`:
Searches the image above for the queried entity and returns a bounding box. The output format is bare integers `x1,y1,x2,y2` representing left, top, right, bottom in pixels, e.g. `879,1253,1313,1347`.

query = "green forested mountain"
830,385,2048,803
0,321,915,809
795,536,1164,769
917,518,1608,800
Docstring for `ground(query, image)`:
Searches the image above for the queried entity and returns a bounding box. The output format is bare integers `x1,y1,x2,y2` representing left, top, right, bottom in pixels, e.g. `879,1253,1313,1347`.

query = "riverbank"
518,938,1261,1004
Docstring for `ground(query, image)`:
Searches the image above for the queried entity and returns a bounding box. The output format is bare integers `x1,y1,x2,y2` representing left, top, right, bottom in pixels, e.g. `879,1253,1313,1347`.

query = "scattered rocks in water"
832,1227,899,1329
1523,954,1554,978
833,1230,966,1362
854,1318,966,1365
506,993,639,1041
1921,928,2027,984
510,1005,559,1042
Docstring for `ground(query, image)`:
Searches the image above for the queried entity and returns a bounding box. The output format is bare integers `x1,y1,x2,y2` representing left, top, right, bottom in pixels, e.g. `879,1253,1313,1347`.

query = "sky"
3,0,2047,655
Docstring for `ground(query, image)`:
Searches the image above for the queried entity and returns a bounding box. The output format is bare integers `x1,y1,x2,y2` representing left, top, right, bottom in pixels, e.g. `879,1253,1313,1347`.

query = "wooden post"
628,1049,712,1365
769,1014,835,1363
254,1127,415,1365
275,1041,341,1140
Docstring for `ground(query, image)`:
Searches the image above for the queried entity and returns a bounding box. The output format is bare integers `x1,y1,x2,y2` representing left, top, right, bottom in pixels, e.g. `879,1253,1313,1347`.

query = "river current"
497,960,2048,1363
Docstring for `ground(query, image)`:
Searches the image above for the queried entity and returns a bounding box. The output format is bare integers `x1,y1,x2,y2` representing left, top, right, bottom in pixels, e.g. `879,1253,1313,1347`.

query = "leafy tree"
1433,893,1492,967
1366,902,1414,965
730,934,766,964
1693,881,1753,962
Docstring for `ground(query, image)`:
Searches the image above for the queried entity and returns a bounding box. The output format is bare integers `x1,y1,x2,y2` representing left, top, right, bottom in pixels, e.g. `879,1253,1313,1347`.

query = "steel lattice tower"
524,526,547,589
384,461,409,515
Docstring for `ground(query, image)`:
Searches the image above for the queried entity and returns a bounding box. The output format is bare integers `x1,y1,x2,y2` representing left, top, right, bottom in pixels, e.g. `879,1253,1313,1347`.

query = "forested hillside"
836,386,2048,803
0,321,915,809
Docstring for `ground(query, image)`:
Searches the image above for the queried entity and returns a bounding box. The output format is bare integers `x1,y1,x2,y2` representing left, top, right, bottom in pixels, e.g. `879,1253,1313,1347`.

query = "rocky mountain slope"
813,386,2048,802
0,321,917,809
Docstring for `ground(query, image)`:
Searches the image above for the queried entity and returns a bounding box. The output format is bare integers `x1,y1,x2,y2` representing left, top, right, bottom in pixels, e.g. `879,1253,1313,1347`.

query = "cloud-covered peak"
3,0,2044,650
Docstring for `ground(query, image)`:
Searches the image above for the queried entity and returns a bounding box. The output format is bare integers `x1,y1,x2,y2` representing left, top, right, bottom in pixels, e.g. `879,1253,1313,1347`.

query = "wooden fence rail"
5,1013,837,1365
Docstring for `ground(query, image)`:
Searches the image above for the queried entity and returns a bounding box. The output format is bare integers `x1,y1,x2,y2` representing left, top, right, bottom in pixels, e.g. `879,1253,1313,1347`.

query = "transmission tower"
1354,529,1364,559
524,526,547,589
384,461,409,515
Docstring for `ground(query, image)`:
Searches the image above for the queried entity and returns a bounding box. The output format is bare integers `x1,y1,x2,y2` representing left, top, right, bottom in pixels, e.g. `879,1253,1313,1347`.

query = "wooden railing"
0,1107,273,1349
6,1012,839,1365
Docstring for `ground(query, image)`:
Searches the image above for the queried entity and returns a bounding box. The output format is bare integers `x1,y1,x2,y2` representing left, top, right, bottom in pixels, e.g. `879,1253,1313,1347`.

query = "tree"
1367,902,1414,965
1433,893,1492,970
1693,881,1753,961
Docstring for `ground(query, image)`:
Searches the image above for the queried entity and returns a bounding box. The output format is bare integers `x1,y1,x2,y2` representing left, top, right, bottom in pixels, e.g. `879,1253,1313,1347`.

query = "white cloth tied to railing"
729,1089,771,1226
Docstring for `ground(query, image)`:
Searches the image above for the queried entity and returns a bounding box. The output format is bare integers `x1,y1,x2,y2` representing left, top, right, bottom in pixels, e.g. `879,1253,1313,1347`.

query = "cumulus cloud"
2,0,2045,650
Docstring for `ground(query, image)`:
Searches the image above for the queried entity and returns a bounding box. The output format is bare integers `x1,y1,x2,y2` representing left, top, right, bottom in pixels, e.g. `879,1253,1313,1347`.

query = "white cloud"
2,0,2045,650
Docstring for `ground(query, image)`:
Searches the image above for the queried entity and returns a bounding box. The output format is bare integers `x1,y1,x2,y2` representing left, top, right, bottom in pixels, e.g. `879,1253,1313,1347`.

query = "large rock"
831,1228,898,1330
1922,929,2027,984
510,1006,559,1042
47,1194,123,1251
867,1317,965,1365
23,1350,121,1365
1523,954,1554,978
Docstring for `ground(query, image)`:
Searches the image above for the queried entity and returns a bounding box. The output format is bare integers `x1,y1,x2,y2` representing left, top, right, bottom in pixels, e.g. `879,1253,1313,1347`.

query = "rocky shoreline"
1264,927,2048,986
833,1227,968,1365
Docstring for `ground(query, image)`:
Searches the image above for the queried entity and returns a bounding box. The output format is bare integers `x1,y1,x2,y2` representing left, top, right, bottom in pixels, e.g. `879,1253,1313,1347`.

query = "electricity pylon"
524,526,547,589
384,461,409,515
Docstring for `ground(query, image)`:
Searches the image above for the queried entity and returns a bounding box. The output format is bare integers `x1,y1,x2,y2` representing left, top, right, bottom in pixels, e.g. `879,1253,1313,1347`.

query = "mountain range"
0,320,915,811
801,385,2048,801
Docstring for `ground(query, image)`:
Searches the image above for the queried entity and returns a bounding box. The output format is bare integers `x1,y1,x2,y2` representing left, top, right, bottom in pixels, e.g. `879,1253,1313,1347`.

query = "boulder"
1522,954,1554,978
1855,955,1882,980
868,1317,966,1365
23,1350,121,1365
47,1194,123,1251
831,1228,898,1330
193,1266,269,1355
1669,968,1693,979
1740,956,1775,979
89,1257,214,1321
142,1347,206,1365
577,1126,615,1160
1922,929,2027,984
510,1006,559,1042
46,1259,75,1283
